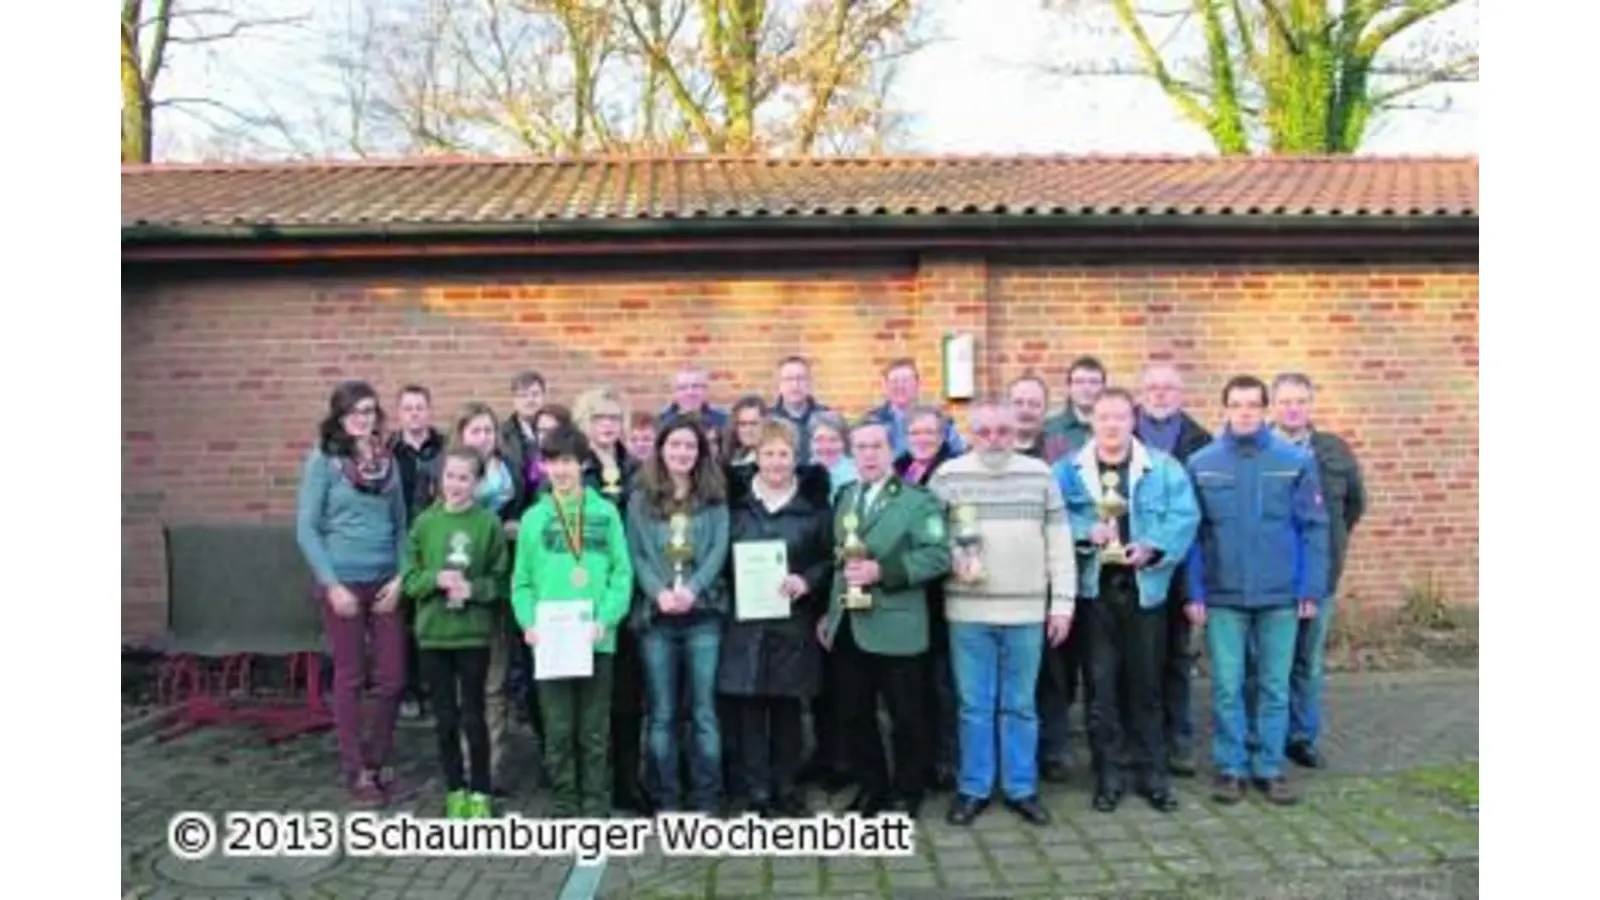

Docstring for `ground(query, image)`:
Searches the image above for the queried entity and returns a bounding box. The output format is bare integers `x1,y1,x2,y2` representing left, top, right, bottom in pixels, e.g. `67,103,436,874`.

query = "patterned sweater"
927,451,1077,624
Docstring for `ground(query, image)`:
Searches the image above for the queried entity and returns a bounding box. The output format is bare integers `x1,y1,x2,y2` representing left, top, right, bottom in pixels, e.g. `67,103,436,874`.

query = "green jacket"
400,503,511,650
1041,405,1093,463
511,487,634,654
822,477,952,656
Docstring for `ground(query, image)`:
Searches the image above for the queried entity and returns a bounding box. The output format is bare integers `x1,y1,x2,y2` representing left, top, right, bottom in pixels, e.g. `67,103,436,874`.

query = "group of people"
294,353,1366,827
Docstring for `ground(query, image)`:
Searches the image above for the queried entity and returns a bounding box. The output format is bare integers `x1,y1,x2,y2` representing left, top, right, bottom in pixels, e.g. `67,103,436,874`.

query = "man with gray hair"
929,399,1076,827
1135,362,1213,777
1267,372,1366,769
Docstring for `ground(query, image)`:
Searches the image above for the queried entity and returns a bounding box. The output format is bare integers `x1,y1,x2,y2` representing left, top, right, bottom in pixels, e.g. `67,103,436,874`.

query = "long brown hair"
637,414,726,518
451,402,502,461
724,394,768,459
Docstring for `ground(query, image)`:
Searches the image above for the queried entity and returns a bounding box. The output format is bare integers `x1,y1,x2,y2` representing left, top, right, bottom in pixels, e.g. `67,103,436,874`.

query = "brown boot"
1210,774,1245,804
1260,776,1299,806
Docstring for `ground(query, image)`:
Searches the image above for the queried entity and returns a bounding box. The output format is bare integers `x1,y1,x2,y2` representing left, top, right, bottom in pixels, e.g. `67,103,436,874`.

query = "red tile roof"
122,154,1477,233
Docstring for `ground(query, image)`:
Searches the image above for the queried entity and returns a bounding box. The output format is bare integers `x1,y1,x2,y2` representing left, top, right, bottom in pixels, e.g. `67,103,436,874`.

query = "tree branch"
1110,0,1212,131
1369,52,1477,106
1357,0,1464,59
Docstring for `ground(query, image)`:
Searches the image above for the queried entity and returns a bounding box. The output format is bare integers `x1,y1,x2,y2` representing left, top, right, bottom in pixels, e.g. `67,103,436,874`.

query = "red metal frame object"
257,652,334,744
154,654,247,742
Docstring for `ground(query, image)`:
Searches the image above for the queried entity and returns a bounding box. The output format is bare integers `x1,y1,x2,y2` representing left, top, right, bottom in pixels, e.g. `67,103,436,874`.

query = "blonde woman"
572,387,649,813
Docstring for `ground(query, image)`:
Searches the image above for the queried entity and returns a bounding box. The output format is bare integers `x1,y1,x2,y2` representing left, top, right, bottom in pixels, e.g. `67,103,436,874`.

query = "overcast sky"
152,0,1478,160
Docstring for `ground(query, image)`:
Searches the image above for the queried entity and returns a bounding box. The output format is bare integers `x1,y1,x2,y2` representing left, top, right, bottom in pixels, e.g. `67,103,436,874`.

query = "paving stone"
1094,841,1149,861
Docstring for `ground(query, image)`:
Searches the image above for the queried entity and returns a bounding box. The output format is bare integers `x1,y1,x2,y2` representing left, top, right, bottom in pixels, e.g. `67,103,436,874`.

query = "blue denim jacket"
1054,440,1200,609
1184,426,1330,610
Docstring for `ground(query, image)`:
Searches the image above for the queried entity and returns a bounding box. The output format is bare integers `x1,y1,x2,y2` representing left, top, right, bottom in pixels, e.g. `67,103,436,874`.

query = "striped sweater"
927,451,1077,623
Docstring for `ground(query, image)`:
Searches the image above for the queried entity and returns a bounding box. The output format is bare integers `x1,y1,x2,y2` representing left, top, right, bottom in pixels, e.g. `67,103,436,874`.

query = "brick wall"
121,252,1479,641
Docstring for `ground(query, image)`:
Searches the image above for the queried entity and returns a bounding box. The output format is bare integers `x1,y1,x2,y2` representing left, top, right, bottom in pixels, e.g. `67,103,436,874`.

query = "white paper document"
534,599,595,680
734,540,791,622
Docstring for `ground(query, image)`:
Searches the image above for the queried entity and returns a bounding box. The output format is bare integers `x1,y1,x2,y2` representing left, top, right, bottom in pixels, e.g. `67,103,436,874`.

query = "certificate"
534,600,594,680
734,540,790,622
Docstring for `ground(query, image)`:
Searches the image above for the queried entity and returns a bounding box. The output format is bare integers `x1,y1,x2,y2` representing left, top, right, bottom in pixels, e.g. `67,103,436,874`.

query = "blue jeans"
1289,597,1335,745
1206,606,1298,780
950,622,1045,801
640,617,723,811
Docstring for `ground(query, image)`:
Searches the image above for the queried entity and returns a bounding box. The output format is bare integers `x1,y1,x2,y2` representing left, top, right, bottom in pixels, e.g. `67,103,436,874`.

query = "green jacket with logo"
400,503,511,650
511,487,634,655
821,477,952,656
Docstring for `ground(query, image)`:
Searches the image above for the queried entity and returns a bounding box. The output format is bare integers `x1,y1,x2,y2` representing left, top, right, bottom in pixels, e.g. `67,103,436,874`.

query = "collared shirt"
1136,411,1183,455
1274,424,1313,448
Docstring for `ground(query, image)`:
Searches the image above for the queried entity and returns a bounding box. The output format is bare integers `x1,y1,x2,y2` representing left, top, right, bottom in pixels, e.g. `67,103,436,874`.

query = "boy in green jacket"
401,447,511,819
512,426,635,818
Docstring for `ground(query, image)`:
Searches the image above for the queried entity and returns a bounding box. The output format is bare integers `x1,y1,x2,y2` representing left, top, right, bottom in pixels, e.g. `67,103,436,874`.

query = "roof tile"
121,155,1478,231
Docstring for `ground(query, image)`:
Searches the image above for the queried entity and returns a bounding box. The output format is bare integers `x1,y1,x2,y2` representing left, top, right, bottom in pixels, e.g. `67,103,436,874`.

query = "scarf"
342,436,394,494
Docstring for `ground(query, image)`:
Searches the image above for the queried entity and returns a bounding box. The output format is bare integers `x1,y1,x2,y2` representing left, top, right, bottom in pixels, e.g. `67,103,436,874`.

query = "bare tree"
121,0,308,162
1043,0,1478,154
310,0,927,157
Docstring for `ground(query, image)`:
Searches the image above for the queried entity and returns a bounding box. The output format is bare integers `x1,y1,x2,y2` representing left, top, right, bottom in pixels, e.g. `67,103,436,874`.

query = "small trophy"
601,465,622,498
952,504,985,583
444,532,471,609
837,513,872,610
665,512,695,590
1097,472,1131,566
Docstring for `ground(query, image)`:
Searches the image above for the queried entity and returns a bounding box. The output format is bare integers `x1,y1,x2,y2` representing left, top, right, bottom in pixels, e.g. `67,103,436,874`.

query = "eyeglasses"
349,404,378,416
973,426,1015,438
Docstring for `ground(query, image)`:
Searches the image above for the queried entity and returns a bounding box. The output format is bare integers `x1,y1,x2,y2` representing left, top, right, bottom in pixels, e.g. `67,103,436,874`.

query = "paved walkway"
122,670,1478,899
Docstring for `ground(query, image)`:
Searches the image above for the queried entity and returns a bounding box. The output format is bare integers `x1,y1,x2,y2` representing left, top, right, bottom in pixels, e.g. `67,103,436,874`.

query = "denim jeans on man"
1206,606,1299,779
639,615,723,811
1244,595,1334,749
950,622,1046,800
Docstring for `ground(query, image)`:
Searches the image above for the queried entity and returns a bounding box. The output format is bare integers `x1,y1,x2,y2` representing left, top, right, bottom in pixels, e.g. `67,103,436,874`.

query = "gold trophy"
601,464,622,498
952,504,985,583
1097,472,1131,566
837,513,872,610
665,512,694,590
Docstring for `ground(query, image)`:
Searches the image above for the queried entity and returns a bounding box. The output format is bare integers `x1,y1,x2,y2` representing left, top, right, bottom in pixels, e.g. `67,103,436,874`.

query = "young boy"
512,425,635,818
401,447,511,818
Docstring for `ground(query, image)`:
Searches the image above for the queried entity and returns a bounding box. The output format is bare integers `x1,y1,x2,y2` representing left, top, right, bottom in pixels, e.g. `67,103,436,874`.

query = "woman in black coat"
718,418,835,817
894,405,961,792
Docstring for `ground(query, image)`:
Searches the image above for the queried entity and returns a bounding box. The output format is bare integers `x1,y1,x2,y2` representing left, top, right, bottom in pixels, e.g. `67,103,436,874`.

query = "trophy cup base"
1099,545,1131,567
841,589,873,612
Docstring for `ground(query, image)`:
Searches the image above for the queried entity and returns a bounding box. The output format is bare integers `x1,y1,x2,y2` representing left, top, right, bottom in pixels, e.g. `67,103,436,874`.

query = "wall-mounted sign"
942,333,976,401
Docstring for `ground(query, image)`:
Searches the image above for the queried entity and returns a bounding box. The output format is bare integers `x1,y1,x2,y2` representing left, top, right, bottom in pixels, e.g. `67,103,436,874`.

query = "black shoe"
884,793,922,819
1041,760,1072,783
1167,748,1197,778
1091,781,1124,813
773,793,810,818
1286,740,1324,769
746,798,773,819
1003,795,1052,826
1138,783,1180,813
846,790,886,817
945,794,987,826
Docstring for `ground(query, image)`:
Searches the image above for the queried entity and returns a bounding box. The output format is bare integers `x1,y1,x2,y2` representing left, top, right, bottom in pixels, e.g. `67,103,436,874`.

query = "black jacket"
388,428,446,523
1306,427,1367,597
717,464,835,699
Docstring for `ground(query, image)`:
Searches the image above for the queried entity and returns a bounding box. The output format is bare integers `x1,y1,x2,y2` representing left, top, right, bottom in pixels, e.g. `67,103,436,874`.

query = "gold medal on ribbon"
554,493,587,587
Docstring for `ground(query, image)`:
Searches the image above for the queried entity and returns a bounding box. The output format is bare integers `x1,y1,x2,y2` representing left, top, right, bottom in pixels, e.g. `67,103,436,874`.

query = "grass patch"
1400,762,1479,808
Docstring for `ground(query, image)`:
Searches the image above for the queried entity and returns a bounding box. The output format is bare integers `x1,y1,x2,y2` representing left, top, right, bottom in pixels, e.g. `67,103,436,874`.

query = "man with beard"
1008,376,1050,459
930,401,1075,828
1055,388,1199,813
1134,363,1213,777
1036,355,1107,782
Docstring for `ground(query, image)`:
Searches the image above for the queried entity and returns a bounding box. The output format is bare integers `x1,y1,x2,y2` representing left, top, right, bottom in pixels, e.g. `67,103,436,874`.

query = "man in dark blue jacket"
1184,375,1329,806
